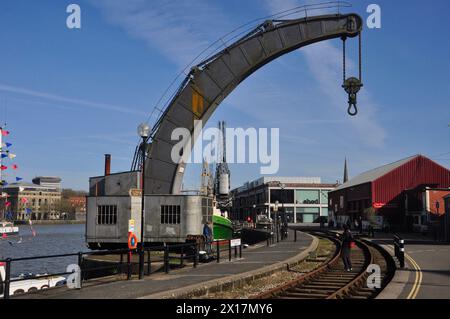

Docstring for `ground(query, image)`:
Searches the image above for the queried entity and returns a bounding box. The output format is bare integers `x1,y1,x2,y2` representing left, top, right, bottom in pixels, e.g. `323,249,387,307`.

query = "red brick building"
328,155,450,230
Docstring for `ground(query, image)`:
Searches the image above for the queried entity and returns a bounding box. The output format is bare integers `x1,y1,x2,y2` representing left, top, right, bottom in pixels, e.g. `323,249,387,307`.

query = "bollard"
216,241,220,263
180,245,184,267
77,252,83,287
4,259,11,299
147,250,151,275
228,240,232,262
193,243,198,268
294,230,297,242
234,246,238,258
239,244,242,259
267,237,270,247
398,238,405,268
127,251,132,280
164,246,170,274
394,235,405,269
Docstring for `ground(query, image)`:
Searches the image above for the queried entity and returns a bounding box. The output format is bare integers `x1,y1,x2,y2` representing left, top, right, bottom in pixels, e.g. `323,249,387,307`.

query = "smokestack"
105,154,111,176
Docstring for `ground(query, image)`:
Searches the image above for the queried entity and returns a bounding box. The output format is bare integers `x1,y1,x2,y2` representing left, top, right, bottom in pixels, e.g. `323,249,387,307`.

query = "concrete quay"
14,230,317,299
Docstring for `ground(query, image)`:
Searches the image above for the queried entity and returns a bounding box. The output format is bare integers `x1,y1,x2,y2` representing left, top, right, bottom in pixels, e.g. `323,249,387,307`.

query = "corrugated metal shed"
333,155,417,191
373,155,450,204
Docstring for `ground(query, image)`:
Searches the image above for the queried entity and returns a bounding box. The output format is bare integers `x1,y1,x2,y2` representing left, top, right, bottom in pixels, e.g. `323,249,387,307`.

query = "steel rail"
254,232,341,299
254,232,378,299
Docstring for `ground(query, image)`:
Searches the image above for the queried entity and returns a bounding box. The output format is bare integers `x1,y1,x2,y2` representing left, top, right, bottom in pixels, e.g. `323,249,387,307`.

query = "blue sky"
0,0,449,191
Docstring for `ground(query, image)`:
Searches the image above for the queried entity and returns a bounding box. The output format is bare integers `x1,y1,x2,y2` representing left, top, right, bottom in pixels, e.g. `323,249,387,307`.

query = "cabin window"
160,205,181,225
97,205,117,225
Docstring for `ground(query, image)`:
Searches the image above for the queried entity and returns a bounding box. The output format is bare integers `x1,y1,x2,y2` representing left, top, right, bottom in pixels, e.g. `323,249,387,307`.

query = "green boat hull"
213,215,233,240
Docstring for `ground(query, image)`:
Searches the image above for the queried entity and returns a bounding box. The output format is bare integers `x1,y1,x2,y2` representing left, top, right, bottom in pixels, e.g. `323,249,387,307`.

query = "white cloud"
303,42,386,148
0,83,145,116
90,0,231,68
264,0,387,148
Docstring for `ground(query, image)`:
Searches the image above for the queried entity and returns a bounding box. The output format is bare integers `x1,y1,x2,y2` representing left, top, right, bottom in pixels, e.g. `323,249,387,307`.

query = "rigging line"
359,31,362,81
342,37,346,83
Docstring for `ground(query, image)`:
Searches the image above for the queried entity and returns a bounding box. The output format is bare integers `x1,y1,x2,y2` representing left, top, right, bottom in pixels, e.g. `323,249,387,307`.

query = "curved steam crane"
88,13,364,248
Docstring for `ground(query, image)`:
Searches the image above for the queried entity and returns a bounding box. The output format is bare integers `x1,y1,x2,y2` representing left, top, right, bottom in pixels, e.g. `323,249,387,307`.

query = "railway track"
254,231,395,299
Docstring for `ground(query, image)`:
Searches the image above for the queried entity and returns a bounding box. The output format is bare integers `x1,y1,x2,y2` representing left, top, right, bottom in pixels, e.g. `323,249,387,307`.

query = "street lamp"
274,200,279,242
138,123,150,279
278,183,286,242
253,204,256,228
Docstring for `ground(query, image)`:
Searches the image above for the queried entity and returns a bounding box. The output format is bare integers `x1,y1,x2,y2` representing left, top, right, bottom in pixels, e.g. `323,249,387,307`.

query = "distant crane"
214,121,232,214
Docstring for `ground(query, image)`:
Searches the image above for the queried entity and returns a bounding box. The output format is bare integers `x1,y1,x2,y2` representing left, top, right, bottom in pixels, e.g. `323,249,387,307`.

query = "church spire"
343,158,349,183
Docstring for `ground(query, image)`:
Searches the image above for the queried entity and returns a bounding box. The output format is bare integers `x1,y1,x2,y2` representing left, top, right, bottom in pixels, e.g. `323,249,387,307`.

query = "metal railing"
213,239,243,263
0,243,199,299
1,238,244,299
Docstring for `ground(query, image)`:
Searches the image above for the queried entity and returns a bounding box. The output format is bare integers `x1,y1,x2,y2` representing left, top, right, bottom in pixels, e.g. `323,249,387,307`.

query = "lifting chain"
342,33,363,116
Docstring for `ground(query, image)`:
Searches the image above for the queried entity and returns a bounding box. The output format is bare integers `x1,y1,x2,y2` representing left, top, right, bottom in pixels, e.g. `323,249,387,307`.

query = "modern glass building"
231,177,338,223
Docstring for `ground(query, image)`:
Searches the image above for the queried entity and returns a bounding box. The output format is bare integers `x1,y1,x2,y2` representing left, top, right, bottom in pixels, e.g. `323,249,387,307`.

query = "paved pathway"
15,230,313,299
372,233,450,299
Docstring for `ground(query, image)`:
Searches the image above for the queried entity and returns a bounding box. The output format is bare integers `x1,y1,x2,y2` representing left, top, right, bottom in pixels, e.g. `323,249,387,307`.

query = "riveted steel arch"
144,14,363,195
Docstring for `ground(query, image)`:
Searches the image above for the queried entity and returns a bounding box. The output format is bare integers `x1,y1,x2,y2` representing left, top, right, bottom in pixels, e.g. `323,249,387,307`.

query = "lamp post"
274,200,279,242
253,204,256,228
138,123,151,279
279,183,286,241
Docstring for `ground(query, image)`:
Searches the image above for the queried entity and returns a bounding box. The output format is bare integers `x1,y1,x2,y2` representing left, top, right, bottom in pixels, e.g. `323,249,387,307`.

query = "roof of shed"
333,155,420,191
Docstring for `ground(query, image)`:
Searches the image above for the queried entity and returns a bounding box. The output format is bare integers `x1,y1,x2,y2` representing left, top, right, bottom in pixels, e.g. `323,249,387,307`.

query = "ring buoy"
128,232,138,250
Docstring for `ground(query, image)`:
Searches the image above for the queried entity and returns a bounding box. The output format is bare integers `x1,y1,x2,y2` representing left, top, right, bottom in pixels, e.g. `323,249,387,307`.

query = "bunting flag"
1,130,10,136
8,153,16,160
0,181,9,186
5,211,13,220
2,233,7,239
1,192,7,197
21,197,28,204
5,201,11,207
25,208,32,215
16,177,23,182
1,142,12,148
1,165,7,170
1,154,7,158
11,164,18,170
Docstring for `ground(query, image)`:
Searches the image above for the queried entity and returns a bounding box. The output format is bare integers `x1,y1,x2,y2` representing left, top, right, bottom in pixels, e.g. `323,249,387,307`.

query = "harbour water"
0,224,88,276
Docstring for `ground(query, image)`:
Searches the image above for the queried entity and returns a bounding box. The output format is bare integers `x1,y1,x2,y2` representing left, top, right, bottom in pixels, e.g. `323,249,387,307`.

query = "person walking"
203,221,213,255
341,224,354,272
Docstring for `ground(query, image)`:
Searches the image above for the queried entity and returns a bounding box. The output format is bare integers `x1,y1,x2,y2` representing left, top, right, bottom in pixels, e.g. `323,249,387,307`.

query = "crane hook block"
342,77,363,116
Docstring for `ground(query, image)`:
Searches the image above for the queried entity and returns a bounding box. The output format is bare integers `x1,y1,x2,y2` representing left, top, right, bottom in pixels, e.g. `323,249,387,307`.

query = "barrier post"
394,235,405,269
216,241,220,263
127,250,132,280
147,250,151,275
228,240,232,262
398,238,405,268
193,243,198,268
77,252,83,287
239,244,242,259
294,230,297,242
4,259,11,299
180,245,184,267
164,246,169,274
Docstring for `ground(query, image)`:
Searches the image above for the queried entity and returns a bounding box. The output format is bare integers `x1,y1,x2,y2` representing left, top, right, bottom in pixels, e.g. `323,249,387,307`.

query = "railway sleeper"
281,292,329,299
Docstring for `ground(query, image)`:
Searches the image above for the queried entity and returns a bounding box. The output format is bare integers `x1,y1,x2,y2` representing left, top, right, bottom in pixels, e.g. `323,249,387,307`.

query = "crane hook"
342,77,363,117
